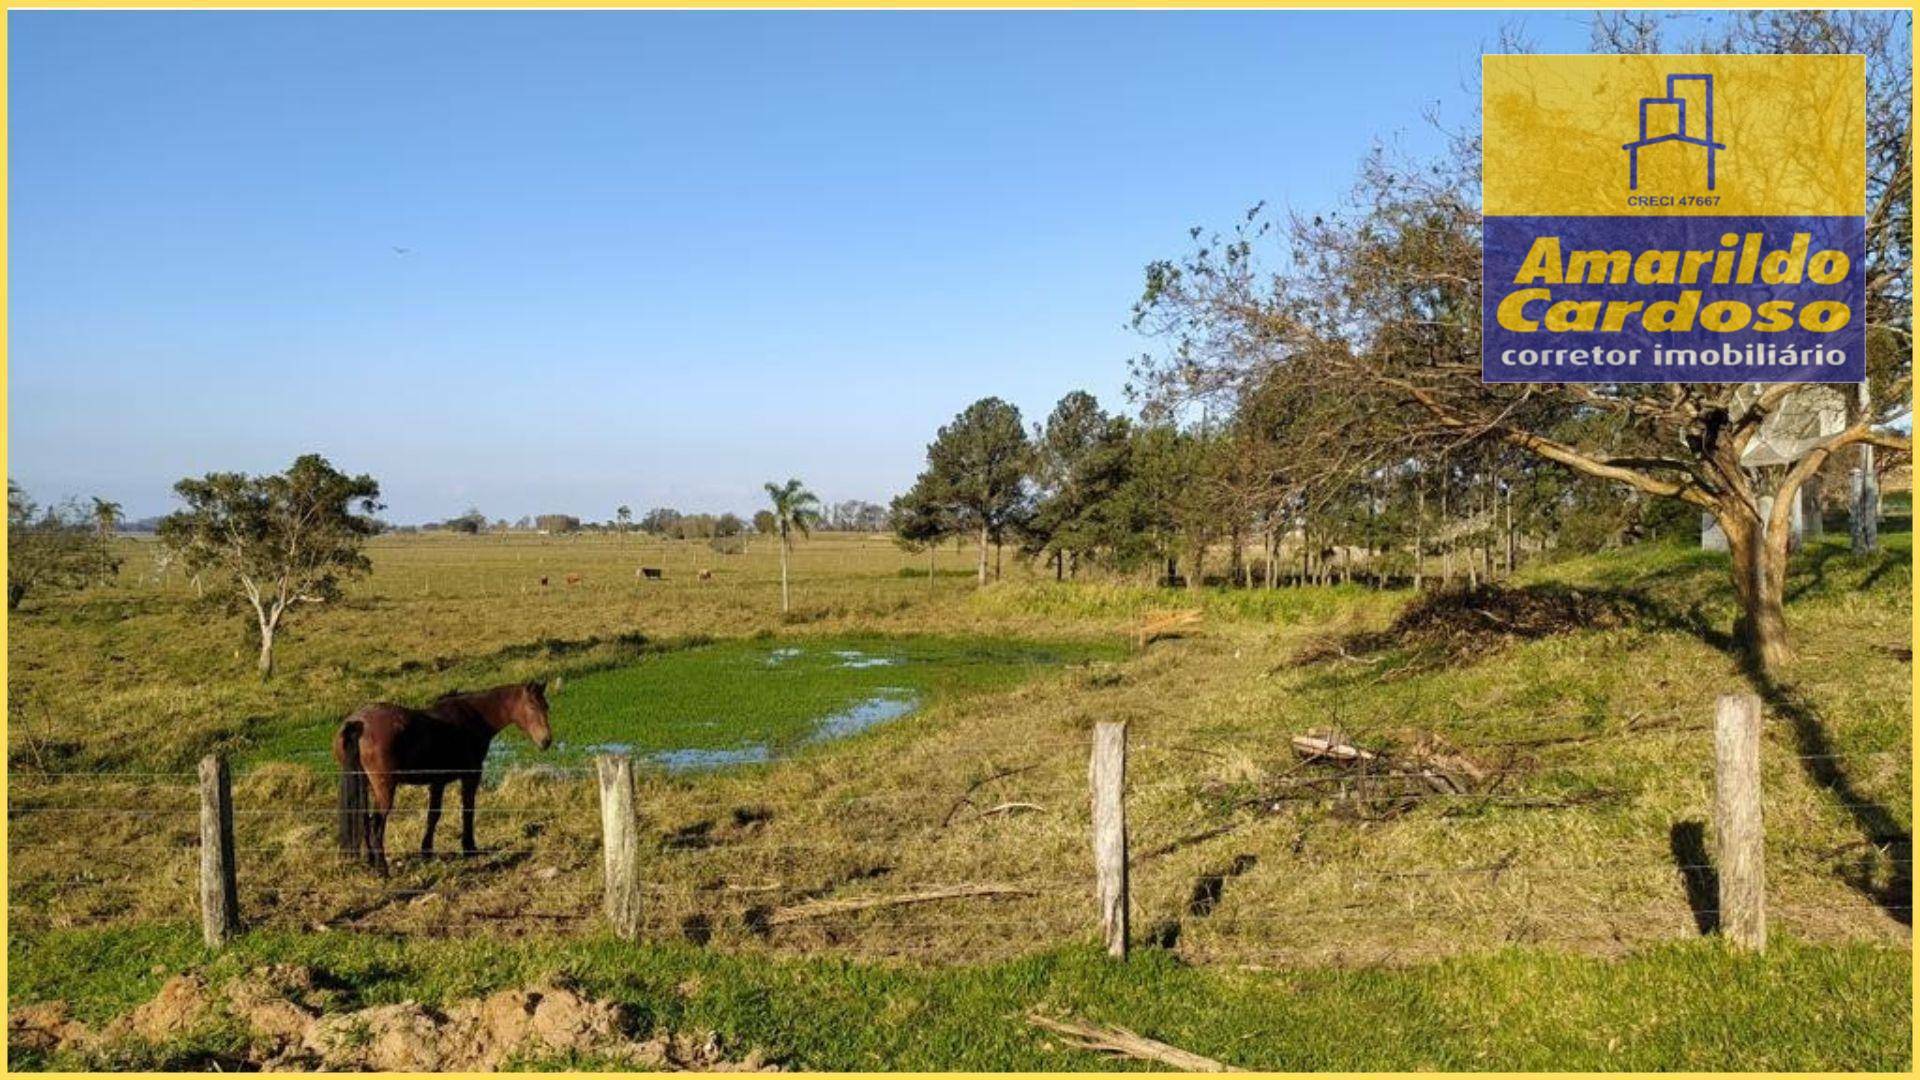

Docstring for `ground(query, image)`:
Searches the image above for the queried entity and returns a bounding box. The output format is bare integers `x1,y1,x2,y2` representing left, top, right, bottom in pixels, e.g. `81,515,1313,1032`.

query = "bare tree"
1133,12,1910,674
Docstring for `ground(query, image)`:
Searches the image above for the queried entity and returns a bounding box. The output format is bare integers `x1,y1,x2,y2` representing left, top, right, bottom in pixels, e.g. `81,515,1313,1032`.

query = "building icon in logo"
1622,73,1726,190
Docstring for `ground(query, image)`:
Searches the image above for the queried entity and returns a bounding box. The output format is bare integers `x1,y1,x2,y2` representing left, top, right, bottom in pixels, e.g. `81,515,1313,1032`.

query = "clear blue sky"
11,11,1594,523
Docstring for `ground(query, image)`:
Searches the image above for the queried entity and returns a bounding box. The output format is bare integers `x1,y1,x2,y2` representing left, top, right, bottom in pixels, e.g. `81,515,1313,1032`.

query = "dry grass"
7,528,1912,971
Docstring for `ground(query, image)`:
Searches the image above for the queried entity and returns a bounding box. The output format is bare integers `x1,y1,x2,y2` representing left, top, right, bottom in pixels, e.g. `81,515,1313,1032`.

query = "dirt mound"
7,1002,90,1055
1299,585,1632,669
11,968,777,1071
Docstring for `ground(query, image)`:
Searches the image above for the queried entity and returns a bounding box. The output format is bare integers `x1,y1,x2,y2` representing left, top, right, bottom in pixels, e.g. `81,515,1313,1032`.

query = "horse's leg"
459,775,480,855
370,775,396,875
421,782,445,858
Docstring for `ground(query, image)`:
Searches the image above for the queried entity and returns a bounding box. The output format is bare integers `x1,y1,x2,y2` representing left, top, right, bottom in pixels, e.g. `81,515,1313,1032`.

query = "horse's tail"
338,720,372,862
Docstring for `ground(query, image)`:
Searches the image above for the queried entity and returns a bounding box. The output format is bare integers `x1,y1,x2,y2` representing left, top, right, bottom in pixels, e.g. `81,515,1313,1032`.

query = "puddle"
636,689,920,772
834,649,900,669
650,744,776,771
810,689,919,741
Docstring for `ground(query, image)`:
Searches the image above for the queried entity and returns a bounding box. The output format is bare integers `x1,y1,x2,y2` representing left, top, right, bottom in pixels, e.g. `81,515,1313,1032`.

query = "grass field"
7,519,1912,1069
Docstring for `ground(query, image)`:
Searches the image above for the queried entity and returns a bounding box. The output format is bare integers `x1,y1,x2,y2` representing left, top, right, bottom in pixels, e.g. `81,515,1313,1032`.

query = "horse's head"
517,681,555,750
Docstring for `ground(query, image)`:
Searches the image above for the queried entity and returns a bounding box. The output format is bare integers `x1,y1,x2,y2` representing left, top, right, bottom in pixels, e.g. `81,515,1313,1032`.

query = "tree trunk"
1851,453,1880,555
1503,483,1515,575
1720,505,1792,675
977,526,990,586
256,615,277,679
779,538,791,612
1414,480,1426,591
1852,380,1879,555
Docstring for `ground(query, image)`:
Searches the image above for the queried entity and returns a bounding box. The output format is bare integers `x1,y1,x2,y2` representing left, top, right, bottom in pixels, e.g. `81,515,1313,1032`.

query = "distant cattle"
698,569,713,581
538,576,549,587
638,567,664,580
565,573,583,587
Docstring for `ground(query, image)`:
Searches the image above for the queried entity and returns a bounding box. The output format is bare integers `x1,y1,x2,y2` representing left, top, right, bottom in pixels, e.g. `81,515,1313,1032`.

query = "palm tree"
89,497,123,542
763,478,821,613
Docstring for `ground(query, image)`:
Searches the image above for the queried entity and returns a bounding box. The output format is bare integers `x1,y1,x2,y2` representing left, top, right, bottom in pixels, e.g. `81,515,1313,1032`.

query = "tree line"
894,12,1913,676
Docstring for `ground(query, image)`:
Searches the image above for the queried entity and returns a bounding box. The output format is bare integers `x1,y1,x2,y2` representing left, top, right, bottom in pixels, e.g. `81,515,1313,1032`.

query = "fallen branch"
1290,735,1376,763
1028,1013,1241,1072
978,802,1045,818
941,764,1040,826
766,884,1034,926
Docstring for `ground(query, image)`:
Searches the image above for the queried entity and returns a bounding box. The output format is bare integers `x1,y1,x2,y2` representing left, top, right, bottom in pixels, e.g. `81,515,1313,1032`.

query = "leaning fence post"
197,754,239,947
596,753,642,940
1090,721,1129,959
1713,693,1766,951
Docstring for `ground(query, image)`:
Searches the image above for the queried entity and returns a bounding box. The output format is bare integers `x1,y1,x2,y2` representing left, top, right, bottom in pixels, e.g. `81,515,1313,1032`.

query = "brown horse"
335,682,555,873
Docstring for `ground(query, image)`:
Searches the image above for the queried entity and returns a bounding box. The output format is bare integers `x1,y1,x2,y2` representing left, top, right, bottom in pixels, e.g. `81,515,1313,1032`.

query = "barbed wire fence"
7,691,1908,963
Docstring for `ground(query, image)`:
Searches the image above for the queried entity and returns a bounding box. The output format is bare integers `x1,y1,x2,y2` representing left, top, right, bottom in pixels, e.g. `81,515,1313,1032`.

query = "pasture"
6,523,1913,1069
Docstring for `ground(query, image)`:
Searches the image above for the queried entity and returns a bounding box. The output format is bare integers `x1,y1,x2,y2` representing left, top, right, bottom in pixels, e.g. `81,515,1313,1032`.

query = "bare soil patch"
9,966,777,1071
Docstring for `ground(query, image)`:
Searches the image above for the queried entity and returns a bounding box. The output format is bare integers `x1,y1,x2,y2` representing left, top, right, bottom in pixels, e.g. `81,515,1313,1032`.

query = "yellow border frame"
0,4,1912,1078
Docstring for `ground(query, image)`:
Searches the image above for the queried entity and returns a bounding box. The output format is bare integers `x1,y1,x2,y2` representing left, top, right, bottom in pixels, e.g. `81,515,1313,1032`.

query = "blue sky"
10,11,1595,523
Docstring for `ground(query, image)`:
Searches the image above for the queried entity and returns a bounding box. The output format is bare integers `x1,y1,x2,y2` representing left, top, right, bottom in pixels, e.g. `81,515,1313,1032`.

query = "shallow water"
542,644,928,773
585,685,923,772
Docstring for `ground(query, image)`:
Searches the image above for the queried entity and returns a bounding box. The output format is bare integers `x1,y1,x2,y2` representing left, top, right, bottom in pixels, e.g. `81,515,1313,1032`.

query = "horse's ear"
531,680,547,697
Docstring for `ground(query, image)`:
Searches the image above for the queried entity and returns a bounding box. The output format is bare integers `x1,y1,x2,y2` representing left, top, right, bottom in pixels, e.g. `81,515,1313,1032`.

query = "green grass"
525,634,1118,767
8,925,1909,1071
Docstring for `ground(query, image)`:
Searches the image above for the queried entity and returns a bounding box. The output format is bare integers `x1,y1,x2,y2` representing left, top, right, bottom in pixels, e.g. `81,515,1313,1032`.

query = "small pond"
499,635,1114,773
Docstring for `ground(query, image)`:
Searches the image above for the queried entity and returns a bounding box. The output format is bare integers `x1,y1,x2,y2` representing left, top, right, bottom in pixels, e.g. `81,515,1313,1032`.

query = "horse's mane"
434,682,532,703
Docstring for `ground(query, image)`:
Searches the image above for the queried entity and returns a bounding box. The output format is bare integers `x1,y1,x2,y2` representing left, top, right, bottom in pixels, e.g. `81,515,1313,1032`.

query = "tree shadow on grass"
1591,587,1912,926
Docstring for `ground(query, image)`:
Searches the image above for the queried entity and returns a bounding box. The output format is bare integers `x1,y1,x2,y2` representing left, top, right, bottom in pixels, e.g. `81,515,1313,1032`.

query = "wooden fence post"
1090,721,1129,959
197,754,239,947
596,753,642,940
1713,693,1766,951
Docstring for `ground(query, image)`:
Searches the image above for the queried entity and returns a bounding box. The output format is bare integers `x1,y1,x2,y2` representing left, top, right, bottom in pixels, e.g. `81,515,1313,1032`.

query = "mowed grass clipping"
7,925,1910,1071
